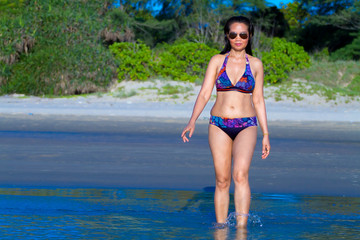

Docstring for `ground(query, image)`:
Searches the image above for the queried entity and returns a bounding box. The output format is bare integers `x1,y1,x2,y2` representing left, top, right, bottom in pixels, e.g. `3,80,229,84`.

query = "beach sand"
0,79,359,122
0,114,359,197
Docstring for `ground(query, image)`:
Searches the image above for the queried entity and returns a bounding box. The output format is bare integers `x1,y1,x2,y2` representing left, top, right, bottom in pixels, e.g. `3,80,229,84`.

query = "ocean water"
0,187,359,239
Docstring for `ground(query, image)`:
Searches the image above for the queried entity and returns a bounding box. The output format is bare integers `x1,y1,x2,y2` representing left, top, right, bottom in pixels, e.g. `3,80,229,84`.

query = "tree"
160,0,238,47
294,0,359,56
299,0,353,15
324,1,360,31
110,1,177,46
298,0,359,31
180,0,228,45
280,1,308,29
250,6,289,37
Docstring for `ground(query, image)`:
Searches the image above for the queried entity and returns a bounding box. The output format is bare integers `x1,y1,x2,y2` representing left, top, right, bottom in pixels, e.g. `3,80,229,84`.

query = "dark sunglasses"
228,32,248,40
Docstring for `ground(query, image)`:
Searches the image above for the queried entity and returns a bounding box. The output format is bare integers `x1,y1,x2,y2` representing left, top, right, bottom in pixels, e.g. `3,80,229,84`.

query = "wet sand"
0,114,359,196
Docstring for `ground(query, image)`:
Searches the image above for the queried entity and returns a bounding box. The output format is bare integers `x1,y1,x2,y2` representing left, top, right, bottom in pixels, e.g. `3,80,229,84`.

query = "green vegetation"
156,84,195,101
111,86,137,98
0,0,358,101
109,41,218,83
110,39,310,84
109,41,153,81
281,60,360,101
331,33,360,61
153,42,218,82
0,0,25,11
158,84,193,95
260,37,311,83
1,0,117,95
135,81,195,102
292,60,360,93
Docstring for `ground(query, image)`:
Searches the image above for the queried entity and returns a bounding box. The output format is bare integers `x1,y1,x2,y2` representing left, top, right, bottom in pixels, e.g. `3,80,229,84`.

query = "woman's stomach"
210,91,256,118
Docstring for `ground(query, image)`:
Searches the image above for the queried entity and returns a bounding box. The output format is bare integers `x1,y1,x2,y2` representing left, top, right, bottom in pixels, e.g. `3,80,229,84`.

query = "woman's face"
227,22,249,51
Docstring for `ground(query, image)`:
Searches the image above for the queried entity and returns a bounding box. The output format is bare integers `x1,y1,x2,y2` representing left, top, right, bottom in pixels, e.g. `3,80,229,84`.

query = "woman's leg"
232,126,257,228
208,124,233,223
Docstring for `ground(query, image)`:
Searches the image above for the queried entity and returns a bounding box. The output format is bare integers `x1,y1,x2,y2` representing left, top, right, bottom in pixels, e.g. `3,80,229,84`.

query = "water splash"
212,222,229,229
248,213,263,227
212,212,263,229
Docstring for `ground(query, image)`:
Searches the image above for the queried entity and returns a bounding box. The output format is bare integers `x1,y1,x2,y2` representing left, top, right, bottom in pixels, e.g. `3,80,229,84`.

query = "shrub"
4,43,115,95
330,34,360,61
261,38,311,84
154,42,219,82
313,48,330,61
0,0,117,96
109,41,153,81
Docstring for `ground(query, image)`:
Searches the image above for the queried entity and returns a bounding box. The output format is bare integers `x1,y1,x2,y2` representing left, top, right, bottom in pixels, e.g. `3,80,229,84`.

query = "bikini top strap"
223,53,230,67
245,54,254,77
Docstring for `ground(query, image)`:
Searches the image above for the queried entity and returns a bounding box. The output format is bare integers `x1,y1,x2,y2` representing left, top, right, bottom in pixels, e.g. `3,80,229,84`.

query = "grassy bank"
269,60,360,102
114,59,360,103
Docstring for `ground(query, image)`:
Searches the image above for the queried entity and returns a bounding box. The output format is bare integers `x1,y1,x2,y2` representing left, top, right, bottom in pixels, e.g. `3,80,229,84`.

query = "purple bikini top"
215,54,255,94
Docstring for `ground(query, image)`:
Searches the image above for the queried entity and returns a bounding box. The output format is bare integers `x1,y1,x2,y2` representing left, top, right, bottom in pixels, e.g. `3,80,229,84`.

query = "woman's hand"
261,135,270,159
181,122,195,143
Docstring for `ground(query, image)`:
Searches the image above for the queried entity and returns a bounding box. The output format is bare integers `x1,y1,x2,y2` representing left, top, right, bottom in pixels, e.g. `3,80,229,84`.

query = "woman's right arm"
181,55,220,142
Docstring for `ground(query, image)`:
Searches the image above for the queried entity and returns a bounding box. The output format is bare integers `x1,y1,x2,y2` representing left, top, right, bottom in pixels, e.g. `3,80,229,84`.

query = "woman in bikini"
181,16,270,228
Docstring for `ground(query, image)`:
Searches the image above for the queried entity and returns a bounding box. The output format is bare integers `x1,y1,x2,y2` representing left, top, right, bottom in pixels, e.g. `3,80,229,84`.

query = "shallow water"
0,187,359,239
0,116,359,238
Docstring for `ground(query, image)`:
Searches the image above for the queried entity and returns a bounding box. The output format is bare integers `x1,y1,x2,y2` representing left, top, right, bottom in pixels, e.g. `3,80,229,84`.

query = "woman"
181,16,270,228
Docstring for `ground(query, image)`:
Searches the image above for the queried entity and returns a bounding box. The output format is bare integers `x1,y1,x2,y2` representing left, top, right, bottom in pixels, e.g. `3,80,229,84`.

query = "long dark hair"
220,16,254,55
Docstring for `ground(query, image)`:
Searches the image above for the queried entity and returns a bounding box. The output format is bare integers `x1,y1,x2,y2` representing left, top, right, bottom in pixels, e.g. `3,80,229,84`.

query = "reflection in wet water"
0,187,359,239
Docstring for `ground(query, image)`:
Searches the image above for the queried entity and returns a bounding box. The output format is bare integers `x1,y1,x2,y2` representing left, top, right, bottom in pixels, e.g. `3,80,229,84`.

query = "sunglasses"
228,32,248,40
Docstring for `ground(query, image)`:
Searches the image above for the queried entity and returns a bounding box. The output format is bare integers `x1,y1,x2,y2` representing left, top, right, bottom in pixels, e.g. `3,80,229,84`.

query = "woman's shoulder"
247,54,262,64
247,55,263,69
211,53,226,60
209,53,226,65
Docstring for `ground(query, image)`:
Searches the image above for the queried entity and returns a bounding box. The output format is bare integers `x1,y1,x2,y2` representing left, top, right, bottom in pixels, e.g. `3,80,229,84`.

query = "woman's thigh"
208,124,233,179
232,126,257,174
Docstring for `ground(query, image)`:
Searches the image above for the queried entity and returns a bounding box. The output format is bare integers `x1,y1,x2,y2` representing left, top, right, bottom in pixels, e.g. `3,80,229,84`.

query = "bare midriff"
210,91,256,118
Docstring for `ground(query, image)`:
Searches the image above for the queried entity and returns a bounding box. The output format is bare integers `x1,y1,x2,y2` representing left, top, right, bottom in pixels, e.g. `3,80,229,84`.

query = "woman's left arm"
251,57,270,159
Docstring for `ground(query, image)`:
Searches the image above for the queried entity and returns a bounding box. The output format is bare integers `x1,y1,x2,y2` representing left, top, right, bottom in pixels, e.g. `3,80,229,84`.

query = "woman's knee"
233,171,248,186
216,177,231,190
